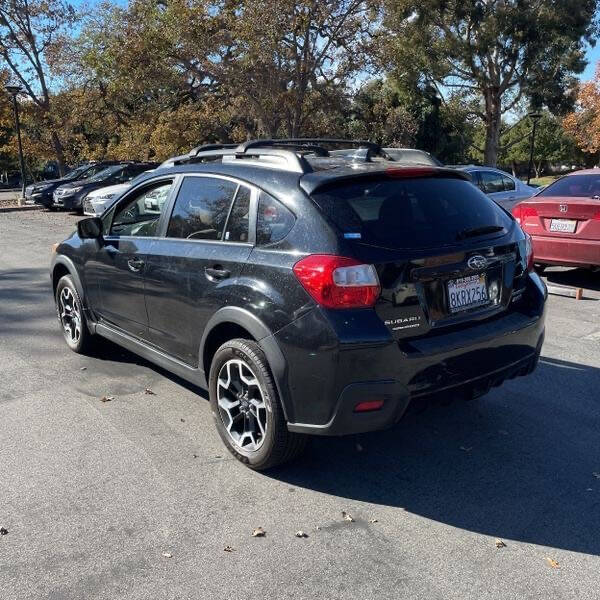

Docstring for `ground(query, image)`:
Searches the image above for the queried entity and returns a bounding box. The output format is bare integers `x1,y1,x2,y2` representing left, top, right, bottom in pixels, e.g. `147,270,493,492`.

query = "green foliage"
382,0,600,165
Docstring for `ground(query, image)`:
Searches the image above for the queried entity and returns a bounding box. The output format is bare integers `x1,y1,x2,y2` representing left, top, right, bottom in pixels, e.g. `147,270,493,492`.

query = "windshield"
538,174,600,198
66,164,94,180
87,165,123,183
312,176,511,250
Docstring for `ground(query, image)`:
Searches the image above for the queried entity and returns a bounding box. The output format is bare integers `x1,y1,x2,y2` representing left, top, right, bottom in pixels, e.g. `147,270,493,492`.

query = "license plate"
550,219,576,233
447,274,489,313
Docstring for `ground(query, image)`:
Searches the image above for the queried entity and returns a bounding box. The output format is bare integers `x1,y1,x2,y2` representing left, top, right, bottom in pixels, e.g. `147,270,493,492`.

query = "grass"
526,175,560,187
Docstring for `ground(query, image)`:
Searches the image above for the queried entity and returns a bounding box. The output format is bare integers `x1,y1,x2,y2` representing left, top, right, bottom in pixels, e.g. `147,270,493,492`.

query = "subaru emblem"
559,204,568,213
467,255,487,270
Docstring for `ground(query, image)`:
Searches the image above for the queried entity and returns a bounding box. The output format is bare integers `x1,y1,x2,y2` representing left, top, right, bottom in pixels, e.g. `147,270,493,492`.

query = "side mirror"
77,217,103,239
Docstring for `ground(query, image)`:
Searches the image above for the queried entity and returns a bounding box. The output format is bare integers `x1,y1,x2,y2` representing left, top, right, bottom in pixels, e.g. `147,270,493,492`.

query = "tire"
209,338,307,470
55,275,94,354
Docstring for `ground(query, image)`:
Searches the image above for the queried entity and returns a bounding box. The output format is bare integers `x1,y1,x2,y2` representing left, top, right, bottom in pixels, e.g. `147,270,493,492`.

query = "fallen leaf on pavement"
193,454,198,459
316,526,321,531
459,446,473,452
495,539,506,548
369,518,378,524
144,388,155,395
252,527,266,537
546,557,559,568
161,552,172,558
100,396,114,403
80,367,87,371
295,531,308,538
224,545,235,552
0,527,8,535
180,418,185,423
342,511,355,522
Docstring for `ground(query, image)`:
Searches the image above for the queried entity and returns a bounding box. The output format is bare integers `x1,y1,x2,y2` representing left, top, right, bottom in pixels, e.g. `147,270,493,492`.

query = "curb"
0,205,43,214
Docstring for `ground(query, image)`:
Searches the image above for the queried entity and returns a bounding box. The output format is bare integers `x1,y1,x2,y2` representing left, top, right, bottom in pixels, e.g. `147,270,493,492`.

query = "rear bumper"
532,234,600,268
283,275,547,436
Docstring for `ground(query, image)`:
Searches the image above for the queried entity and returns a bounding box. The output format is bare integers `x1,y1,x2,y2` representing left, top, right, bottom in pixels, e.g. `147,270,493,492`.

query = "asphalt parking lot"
1,210,599,600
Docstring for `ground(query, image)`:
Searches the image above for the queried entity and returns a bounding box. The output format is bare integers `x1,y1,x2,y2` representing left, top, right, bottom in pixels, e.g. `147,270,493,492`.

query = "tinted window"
312,176,511,250
256,191,295,245
538,174,600,197
223,186,251,242
110,182,173,237
167,177,237,240
502,175,515,192
480,171,504,193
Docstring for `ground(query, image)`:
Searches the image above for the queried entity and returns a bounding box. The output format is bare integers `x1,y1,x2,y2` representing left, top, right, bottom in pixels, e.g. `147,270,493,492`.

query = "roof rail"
162,138,389,173
237,138,382,154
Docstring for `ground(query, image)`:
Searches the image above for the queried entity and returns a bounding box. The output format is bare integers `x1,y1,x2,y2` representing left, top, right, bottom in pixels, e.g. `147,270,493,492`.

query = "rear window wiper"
457,225,505,240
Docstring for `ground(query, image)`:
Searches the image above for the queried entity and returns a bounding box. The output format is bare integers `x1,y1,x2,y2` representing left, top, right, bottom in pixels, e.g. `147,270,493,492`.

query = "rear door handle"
127,257,145,272
205,266,230,281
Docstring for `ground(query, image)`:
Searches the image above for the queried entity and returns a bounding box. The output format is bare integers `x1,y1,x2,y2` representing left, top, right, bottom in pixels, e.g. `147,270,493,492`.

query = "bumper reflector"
354,400,384,413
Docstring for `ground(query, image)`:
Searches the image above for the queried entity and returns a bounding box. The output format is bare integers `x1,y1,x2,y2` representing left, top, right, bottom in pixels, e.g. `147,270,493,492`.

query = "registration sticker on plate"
447,274,489,313
549,219,576,233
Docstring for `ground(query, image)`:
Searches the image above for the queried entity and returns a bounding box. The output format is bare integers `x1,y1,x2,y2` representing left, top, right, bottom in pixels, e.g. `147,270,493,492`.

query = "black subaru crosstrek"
50,139,547,469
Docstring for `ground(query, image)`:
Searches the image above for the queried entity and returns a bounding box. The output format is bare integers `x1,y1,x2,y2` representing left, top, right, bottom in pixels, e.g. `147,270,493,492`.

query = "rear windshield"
538,174,600,198
312,176,511,250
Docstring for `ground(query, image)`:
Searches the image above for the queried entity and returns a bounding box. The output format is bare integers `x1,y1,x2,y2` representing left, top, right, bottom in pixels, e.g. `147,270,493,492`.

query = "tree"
501,113,580,177
0,0,79,174
382,0,599,167
564,62,600,159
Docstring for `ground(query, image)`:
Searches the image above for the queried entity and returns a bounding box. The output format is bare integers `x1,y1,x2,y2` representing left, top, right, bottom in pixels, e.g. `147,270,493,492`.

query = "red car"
512,170,600,270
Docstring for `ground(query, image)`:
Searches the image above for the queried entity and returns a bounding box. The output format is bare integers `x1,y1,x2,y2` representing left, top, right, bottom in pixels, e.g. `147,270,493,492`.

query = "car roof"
564,168,600,176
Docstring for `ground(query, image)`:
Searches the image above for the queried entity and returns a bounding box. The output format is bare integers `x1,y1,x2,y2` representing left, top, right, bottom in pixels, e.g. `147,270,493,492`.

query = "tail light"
385,167,435,178
512,204,538,224
293,255,380,309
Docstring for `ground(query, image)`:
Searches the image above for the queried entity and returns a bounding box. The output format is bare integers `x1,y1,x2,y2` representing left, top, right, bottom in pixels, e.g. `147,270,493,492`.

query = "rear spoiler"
300,166,472,196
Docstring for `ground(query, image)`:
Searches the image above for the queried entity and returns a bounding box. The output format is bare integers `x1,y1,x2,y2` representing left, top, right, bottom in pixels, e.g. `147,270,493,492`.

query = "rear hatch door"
309,171,527,340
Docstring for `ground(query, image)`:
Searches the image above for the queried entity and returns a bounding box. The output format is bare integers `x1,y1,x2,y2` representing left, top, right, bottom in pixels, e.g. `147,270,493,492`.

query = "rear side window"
312,176,511,250
502,175,516,192
256,191,295,245
167,177,237,240
480,171,504,193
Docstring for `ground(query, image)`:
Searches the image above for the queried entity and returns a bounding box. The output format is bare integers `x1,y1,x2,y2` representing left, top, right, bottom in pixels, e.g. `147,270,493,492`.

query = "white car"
82,182,131,216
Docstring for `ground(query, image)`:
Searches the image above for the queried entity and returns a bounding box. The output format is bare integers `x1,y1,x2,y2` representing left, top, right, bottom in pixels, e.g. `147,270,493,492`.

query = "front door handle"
205,266,230,281
127,257,145,272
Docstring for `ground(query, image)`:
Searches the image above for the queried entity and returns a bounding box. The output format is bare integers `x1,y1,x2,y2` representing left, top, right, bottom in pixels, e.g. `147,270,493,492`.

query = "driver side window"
110,181,173,237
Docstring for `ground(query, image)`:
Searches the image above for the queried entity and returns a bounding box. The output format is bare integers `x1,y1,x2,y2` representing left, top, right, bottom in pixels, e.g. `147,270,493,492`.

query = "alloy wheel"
216,359,268,451
59,286,82,344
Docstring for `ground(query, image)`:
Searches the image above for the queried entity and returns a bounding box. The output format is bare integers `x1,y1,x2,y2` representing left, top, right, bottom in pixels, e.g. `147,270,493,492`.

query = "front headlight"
63,186,83,195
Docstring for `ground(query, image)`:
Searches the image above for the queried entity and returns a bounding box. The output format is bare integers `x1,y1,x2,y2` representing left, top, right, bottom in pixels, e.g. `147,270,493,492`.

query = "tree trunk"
511,161,517,177
50,130,66,176
483,88,501,167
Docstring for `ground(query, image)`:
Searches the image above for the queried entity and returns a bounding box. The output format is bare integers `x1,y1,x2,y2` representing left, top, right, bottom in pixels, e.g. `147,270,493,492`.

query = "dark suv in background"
25,162,120,209
51,139,547,469
52,161,157,212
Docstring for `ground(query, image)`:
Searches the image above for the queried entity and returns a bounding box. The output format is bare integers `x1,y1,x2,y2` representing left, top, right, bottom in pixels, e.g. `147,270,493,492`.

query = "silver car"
455,166,537,211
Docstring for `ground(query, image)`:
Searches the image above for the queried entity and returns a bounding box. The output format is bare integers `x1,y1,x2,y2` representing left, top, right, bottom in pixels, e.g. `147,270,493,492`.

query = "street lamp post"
526,112,543,186
5,85,27,202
